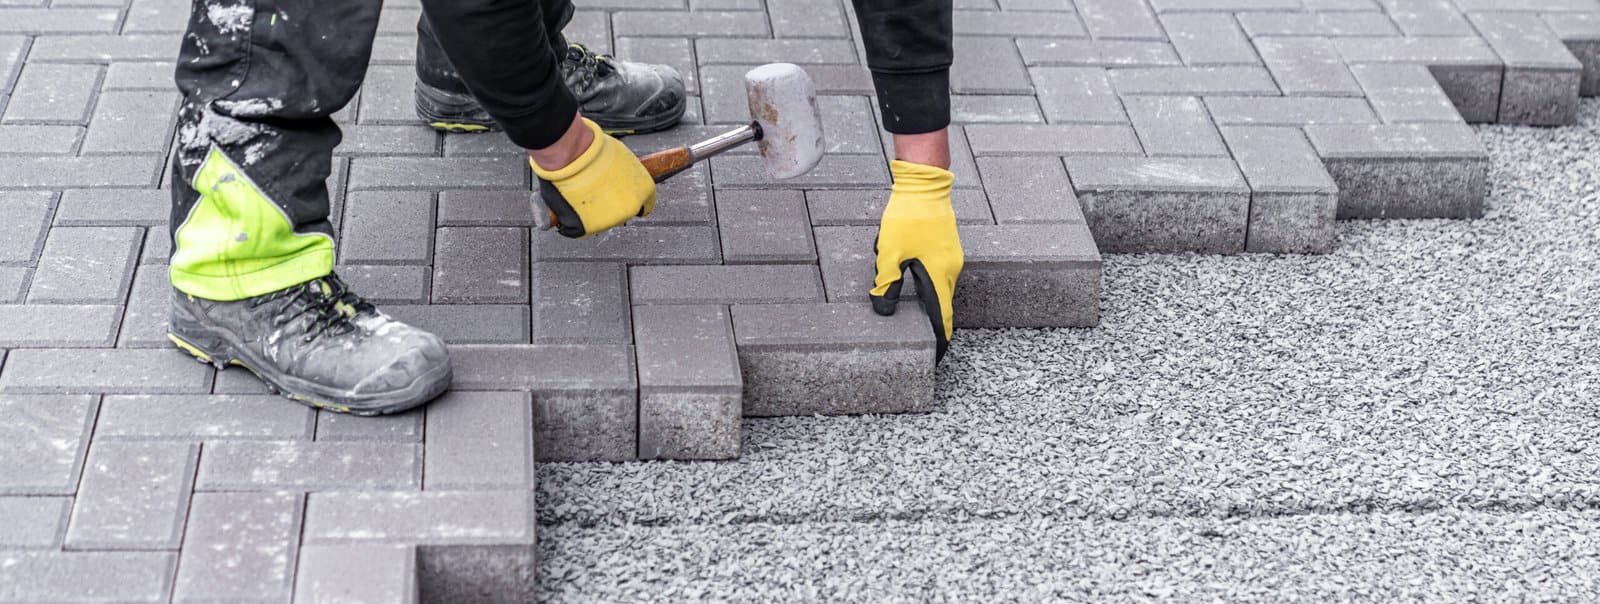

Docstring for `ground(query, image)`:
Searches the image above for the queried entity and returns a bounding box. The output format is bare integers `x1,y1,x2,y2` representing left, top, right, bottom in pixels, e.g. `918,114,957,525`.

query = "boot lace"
563,43,615,91
250,274,372,343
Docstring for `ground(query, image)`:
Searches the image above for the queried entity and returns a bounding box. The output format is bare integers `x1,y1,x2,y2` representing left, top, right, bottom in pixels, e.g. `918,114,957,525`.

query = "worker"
164,0,682,415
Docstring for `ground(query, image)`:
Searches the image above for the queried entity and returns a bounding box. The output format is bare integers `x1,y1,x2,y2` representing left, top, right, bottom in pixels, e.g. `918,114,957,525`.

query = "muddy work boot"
167,275,451,415
416,43,686,136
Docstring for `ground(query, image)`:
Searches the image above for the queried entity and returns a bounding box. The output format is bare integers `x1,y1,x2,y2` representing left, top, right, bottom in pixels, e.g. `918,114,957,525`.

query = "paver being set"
2,0,1598,599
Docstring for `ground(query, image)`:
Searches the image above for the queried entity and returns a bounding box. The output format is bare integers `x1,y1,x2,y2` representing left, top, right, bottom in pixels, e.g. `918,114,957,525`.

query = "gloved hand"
871,160,963,362
532,117,656,239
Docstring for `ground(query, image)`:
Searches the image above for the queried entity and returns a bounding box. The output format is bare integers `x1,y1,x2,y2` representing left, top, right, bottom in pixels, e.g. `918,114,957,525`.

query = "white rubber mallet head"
744,63,824,179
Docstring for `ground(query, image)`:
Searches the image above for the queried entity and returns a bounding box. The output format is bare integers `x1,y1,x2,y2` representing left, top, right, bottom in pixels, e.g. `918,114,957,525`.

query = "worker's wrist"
529,114,596,173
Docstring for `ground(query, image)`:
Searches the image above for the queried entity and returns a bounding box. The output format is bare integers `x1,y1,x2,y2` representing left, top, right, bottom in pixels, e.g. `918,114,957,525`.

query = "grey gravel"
533,100,1600,601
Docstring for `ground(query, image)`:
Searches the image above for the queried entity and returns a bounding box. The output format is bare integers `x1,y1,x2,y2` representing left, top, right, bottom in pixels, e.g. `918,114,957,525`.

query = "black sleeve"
416,1,579,150
851,0,953,135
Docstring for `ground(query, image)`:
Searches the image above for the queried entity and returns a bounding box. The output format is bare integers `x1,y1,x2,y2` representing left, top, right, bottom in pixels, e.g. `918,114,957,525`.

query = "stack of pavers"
2,0,1598,599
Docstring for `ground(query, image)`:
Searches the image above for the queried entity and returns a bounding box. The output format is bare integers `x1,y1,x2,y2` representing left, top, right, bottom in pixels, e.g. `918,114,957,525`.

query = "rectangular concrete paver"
1306,122,1490,218
96,394,315,440
1066,156,1251,253
0,394,96,495
294,545,419,604
0,551,176,603
634,304,742,460
731,303,935,416
423,391,534,488
174,491,301,603
65,441,198,550
196,441,422,491
449,344,636,461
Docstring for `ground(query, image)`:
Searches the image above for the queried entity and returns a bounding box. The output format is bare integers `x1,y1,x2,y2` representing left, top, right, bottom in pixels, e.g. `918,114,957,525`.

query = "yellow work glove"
532,117,656,239
871,160,963,362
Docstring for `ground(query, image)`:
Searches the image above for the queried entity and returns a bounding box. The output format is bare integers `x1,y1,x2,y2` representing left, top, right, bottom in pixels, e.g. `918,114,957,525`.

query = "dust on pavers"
95,394,316,440
0,394,95,495
633,304,743,460
302,490,538,602
294,545,419,604
174,491,301,602
64,441,198,550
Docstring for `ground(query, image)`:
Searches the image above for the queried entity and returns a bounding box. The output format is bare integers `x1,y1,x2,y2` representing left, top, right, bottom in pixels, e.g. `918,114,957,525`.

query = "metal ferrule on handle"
689,122,762,162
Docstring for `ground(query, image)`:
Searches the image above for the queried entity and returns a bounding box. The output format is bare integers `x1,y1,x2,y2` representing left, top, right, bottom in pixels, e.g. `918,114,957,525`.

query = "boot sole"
415,82,687,137
167,320,451,417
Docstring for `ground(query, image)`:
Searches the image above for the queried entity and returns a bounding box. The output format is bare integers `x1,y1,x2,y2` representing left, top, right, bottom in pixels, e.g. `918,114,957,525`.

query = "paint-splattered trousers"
168,0,579,301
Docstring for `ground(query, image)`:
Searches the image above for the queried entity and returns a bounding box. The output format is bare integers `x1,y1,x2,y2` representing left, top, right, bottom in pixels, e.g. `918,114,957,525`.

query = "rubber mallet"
536,62,824,230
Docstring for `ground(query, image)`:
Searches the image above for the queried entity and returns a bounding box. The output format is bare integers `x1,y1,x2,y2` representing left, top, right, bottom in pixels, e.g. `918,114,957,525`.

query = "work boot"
167,274,452,415
415,43,686,136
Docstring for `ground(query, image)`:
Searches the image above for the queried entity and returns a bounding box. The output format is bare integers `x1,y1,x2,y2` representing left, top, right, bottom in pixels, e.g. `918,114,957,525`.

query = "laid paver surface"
1,0,1597,600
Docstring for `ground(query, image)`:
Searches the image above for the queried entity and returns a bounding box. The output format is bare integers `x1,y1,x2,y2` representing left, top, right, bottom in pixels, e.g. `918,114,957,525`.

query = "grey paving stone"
356,65,417,125
1545,12,1600,96
637,162,716,227
1121,95,1230,156
0,155,163,188
0,496,70,548
424,390,534,488
65,441,198,550
97,394,316,440
432,227,528,304
1455,0,1598,11
0,394,95,495
0,7,120,33
716,189,817,263
348,156,529,191
952,9,1086,37
976,156,1087,224
1221,126,1340,253
0,268,30,303
141,229,171,266
316,407,424,442
3,63,98,123
1030,67,1129,123
1235,11,1402,37
0,191,54,265
382,305,529,344
294,545,419,604
951,94,1044,123
695,37,858,64
437,190,536,227
530,262,632,345
1109,66,1281,95
117,264,169,348
196,440,420,490
0,304,120,347
336,264,432,305
767,0,848,37
630,264,826,305
1076,0,1164,40
174,491,301,603
565,10,612,55
1163,13,1262,65
449,344,636,461
1469,13,1583,125
612,10,770,37
0,348,212,394
812,226,916,303
0,551,176,603
81,90,179,154
1376,0,1473,35
533,224,721,266
711,153,891,189
1333,36,1504,122
951,36,1033,94
731,303,934,416
1205,96,1380,124
339,191,435,265
210,367,276,395
27,34,176,61
965,123,1142,156
1147,0,1303,9
1018,39,1183,67
442,131,523,157
634,304,742,460
1065,156,1251,253
0,123,81,153
1255,37,1366,97
103,61,176,90
616,37,699,96
0,35,24,87
1304,0,1382,9
54,189,168,226
27,226,140,304
957,223,1102,327
335,125,440,156
806,188,996,226
1306,122,1489,218
303,490,534,544
1350,63,1468,122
